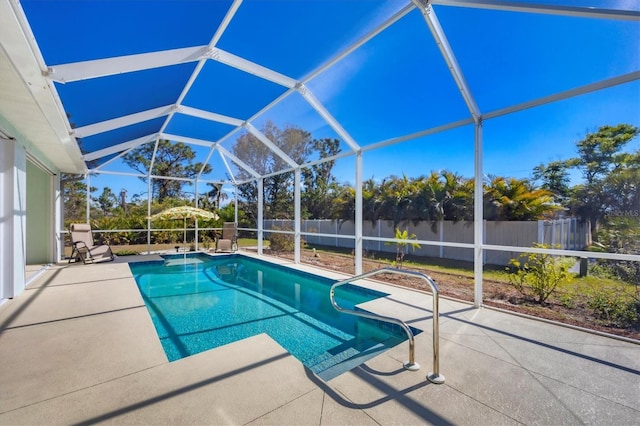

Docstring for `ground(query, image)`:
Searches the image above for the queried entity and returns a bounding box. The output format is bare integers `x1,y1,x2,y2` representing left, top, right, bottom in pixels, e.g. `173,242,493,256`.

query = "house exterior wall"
0,139,27,302
26,160,52,264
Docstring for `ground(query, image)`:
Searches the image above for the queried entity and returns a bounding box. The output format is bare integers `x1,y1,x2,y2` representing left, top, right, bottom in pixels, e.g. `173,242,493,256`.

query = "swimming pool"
129,253,417,380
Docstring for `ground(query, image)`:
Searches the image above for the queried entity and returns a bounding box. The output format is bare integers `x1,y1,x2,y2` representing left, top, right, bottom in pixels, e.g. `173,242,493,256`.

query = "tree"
333,183,356,222
301,138,342,218
95,187,118,216
62,174,95,224
602,159,640,217
122,139,212,201
361,178,383,223
564,124,640,235
377,175,419,226
484,176,558,221
446,172,475,221
418,171,474,223
385,228,421,268
533,160,571,204
336,172,474,227
198,183,227,210
234,121,312,220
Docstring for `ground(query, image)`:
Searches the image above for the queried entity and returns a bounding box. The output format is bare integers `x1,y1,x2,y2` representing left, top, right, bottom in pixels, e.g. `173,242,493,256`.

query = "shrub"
586,287,640,328
506,244,574,304
559,291,577,309
592,216,640,285
201,234,214,250
591,259,640,286
267,225,297,253
114,249,139,256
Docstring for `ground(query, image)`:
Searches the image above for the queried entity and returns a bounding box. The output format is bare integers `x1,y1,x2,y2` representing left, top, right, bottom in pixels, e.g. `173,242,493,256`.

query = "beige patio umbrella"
149,206,219,259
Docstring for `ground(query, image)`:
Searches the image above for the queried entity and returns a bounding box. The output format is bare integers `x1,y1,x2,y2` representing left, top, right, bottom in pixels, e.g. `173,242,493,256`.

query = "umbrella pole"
183,217,187,263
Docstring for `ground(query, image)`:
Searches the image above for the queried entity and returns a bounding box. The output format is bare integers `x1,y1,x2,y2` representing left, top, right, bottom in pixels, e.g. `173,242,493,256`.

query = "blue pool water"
129,253,416,380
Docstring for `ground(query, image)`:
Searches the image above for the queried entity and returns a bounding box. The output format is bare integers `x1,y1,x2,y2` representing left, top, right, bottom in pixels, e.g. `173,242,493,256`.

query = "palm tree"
441,171,474,221
415,171,474,230
378,175,421,226
333,185,356,221
199,183,227,210
362,178,383,223
385,228,421,268
484,176,558,221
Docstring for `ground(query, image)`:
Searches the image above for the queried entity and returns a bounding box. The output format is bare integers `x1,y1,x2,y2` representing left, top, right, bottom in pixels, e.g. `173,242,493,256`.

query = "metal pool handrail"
329,267,445,384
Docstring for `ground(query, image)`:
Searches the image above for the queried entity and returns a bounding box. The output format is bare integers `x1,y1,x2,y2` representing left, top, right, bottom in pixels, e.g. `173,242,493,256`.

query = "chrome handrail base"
404,361,421,371
427,372,445,384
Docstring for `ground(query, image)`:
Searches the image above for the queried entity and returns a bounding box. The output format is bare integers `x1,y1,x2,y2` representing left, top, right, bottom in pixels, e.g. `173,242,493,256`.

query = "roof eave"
0,0,86,174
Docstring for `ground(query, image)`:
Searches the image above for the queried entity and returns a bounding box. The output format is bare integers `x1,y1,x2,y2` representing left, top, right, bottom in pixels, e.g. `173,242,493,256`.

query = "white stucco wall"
0,139,27,301
26,160,52,264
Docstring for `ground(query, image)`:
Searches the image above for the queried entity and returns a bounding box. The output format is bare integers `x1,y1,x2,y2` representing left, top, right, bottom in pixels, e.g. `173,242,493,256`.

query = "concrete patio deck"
1,254,639,425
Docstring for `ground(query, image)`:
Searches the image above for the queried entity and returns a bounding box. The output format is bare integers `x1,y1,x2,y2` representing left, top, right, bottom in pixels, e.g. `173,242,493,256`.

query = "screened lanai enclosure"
1,0,639,312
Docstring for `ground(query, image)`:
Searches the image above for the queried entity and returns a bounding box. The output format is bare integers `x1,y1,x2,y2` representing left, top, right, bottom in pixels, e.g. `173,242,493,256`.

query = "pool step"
307,337,402,381
305,340,365,371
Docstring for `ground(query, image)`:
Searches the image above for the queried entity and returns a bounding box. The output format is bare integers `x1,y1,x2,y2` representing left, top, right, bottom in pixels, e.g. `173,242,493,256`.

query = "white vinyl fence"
263,218,588,266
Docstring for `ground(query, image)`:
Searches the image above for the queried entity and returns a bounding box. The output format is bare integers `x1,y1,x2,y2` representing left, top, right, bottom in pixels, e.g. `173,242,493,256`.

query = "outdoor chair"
68,223,115,264
215,263,238,283
216,222,237,253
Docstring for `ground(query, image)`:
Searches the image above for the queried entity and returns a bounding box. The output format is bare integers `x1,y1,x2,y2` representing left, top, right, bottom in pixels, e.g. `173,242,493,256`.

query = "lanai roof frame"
0,0,638,305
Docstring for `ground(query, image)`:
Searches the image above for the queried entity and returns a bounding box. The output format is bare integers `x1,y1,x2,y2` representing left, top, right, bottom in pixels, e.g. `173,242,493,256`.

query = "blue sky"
21,0,640,201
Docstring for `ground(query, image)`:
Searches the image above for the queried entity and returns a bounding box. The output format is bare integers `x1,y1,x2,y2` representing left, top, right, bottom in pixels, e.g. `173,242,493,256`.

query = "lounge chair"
68,223,115,264
216,222,237,253
215,263,237,283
